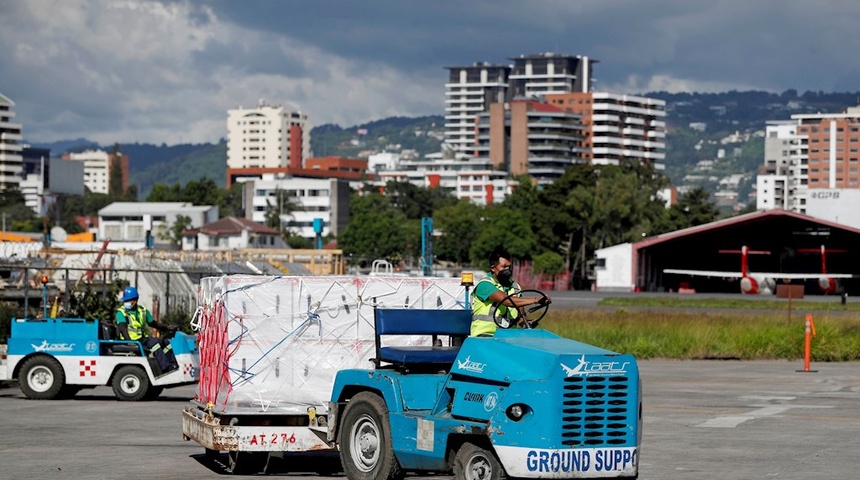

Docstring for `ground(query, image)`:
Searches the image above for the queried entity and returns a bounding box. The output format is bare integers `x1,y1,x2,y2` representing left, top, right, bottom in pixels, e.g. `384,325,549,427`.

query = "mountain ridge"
26,90,860,203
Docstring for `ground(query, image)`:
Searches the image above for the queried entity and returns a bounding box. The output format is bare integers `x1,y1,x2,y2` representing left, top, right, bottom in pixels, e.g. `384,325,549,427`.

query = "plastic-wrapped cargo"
194,275,467,415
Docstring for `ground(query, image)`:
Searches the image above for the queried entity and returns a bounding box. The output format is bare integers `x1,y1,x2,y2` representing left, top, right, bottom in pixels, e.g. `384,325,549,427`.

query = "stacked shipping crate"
195,275,468,414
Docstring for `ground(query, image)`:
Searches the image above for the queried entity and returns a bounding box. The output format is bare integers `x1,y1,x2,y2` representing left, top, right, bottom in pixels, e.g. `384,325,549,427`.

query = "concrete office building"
227,102,311,170
0,92,23,189
98,202,218,244
242,176,350,241
372,154,515,206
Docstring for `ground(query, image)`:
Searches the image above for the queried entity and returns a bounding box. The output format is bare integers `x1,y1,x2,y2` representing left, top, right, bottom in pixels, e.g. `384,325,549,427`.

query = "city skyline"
2,0,859,146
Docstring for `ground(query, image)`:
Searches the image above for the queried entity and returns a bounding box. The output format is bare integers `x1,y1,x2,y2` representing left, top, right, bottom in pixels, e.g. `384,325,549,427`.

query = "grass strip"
598,296,860,311
542,309,860,361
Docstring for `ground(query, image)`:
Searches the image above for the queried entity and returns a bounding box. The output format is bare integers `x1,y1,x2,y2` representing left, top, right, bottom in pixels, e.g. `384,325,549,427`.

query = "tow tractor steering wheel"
492,289,551,330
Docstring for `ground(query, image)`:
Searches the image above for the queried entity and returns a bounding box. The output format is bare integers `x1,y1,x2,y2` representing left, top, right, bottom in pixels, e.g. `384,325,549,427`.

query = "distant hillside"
131,141,227,198
28,91,860,207
311,115,444,158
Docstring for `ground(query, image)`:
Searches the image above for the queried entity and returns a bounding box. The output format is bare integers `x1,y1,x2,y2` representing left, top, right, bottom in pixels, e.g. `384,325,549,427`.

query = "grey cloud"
3,0,860,145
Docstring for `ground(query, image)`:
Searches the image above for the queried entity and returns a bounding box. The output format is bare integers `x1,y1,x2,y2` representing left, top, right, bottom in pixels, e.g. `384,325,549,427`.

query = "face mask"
123,302,133,310
497,267,513,284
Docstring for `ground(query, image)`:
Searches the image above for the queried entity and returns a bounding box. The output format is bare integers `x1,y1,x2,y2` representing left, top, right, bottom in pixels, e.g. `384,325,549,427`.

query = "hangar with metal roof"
595,210,860,295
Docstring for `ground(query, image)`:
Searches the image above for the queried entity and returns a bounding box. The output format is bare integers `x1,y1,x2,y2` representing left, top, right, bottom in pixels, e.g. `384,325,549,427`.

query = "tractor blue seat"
374,308,472,367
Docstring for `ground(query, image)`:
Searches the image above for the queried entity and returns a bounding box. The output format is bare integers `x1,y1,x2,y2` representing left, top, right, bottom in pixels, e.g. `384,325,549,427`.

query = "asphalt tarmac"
1,359,858,480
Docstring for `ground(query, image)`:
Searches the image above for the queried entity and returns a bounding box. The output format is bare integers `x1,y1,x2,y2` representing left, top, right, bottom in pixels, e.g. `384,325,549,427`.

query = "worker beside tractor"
115,286,179,374
0,283,198,401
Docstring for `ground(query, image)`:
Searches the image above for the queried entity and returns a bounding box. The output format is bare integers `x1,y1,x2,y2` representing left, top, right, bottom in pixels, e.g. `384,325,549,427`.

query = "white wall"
805,188,860,229
595,242,634,292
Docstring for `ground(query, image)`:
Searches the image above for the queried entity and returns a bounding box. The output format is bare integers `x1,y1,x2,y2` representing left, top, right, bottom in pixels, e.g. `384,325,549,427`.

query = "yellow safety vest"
470,274,521,337
117,305,150,340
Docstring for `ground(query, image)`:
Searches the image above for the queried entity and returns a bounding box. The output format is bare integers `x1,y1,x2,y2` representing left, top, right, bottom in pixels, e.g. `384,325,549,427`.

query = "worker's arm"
146,310,177,334
114,310,130,340
116,323,130,340
487,290,545,308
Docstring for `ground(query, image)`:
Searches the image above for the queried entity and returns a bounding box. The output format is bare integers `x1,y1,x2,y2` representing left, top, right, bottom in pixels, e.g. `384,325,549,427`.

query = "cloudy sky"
2,0,859,145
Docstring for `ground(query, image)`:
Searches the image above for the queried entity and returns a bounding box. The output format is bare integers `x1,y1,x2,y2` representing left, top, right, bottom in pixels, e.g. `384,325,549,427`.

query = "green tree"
220,182,245,217
339,208,411,264
0,187,40,232
433,200,485,265
469,207,537,265
108,143,125,199
156,214,192,248
666,187,719,230
66,281,128,322
533,251,565,276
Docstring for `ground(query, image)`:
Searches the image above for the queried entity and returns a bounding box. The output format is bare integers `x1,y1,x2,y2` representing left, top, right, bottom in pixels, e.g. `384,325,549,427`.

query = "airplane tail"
718,246,771,277
796,245,847,275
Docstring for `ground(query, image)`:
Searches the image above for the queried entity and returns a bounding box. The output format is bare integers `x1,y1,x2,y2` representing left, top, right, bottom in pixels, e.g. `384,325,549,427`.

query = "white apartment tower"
756,121,798,211
227,102,311,170
545,92,667,168
64,149,126,195
0,92,24,189
444,62,510,156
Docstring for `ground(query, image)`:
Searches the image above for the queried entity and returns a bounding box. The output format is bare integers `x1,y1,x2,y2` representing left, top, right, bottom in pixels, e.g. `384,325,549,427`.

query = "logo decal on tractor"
456,356,486,374
560,356,629,377
31,340,75,352
483,392,498,411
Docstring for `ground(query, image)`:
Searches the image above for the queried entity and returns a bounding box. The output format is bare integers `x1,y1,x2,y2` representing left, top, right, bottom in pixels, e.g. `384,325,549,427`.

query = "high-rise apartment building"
444,53,595,157
474,100,585,185
443,53,664,180
0,92,24,189
756,106,860,215
508,53,595,98
545,92,667,167
227,103,311,170
444,62,510,156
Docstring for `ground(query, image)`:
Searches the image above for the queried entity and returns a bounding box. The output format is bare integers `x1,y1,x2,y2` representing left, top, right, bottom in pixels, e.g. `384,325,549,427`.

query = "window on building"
128,225,144,240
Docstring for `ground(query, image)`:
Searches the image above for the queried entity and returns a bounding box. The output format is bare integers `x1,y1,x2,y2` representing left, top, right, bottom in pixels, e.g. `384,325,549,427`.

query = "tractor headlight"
506,403,531,421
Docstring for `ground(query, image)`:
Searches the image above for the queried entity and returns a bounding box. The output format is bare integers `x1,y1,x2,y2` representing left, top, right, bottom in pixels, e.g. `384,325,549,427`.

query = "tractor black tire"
143,386,164,401
19,356,65,400
111,365,150,401
453,442,507,480
56,385,82,399
338,392,404,480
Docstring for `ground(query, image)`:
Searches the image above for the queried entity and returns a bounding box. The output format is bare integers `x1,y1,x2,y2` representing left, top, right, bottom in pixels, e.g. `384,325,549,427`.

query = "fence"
0,264,209,320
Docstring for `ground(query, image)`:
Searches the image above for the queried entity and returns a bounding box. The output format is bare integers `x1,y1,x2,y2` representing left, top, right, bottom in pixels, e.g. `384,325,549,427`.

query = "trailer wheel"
19,356,65,400
112,365,150,401
454,443,506,480
227,451,267,475
339,392,403,480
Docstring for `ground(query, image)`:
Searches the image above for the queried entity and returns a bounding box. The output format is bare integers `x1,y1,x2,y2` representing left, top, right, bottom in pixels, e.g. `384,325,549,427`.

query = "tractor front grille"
561,375,632,446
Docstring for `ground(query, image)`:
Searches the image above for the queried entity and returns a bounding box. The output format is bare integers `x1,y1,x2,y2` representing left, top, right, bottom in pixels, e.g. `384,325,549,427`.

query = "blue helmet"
121,286,139,302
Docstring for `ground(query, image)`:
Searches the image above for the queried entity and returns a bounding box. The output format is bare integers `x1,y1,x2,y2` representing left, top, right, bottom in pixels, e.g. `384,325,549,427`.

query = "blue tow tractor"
328,289,642,479
0,316,199,401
